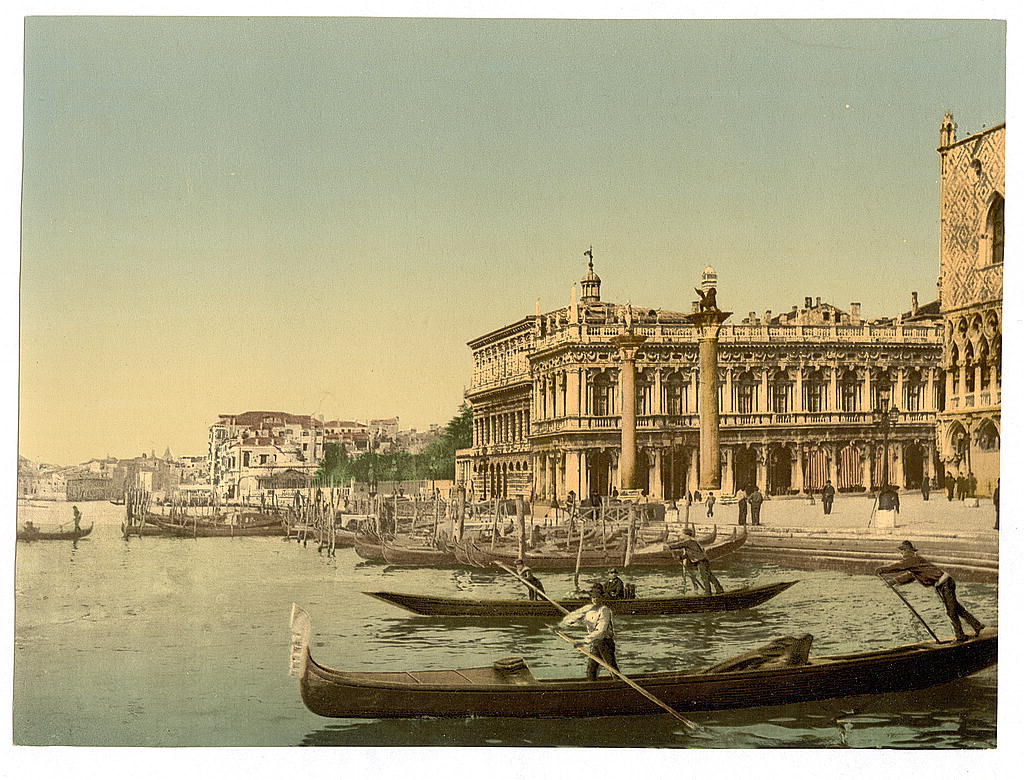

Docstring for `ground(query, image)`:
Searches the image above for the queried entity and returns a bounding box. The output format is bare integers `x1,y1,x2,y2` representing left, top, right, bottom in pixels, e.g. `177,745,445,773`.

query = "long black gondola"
365,580,797,617
289,604,997,719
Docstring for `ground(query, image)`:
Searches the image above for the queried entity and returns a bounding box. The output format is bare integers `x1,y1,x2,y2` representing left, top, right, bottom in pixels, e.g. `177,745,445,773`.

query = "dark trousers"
586,637,619,680
947,487,954,501
738,503,747,525
822,498,833,515
750,505,761,525
936,579,983,639
696,559,724,595
707,506,714,517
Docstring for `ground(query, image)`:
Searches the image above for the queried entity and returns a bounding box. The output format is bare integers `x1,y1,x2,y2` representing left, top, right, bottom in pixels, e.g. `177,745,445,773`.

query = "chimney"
850,302,862,324
764,309,772,322
804,296,813,309
692,300,700,314
815,296,821,307
911,291,919,316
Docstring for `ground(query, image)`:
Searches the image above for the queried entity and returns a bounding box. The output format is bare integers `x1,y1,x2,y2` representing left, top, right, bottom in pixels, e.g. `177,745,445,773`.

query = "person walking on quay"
955,474,966,501
945,472,955,501
736,487,748,525
922,476,930,502
676,527,724,595
876,540,984,642
968,473,978,499
993,479,1000,530
705,492,716,518
559,583,619,680
747,485,764,525
821,481,836,515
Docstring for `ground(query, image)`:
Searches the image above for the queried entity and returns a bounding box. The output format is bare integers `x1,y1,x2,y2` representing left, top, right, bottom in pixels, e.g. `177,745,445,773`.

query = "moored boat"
381,537,459,566
17,522,94,542
289,604,998,719
144,514,284,537
365,580,798,617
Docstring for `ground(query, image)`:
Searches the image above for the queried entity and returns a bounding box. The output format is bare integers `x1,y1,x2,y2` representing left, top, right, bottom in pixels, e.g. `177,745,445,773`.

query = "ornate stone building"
464,261,944,502
935,113,1004,496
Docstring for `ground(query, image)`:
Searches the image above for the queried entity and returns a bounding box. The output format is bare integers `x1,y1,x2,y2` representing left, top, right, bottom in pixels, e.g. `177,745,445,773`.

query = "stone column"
611,333,647,490
565,451,581,500
945,369,954,409
862,370,871,412
794,446,805,492
862,450,873,489
724,369,734,414
567,367,581,420
685,310,732,490
794,367,804,413
651,449,664,499
723,447,735,494
755,447,768,493
829,367,838,412
894,442,906,488
654,369,663,415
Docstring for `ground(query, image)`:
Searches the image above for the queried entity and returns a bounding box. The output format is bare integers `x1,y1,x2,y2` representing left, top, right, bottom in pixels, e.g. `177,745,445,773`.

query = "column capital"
611,332,647,361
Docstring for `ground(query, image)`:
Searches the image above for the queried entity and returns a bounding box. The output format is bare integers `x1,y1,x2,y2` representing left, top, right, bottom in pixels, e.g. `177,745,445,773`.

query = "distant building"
934,113,1004,496
465,260,943,502
66,475,115,501
208,411,325,499
323,420,371,455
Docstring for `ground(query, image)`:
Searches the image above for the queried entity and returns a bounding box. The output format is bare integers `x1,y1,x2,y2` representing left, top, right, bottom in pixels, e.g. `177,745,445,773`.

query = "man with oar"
876,540,984,643
559,583,619,680
493,559,698,729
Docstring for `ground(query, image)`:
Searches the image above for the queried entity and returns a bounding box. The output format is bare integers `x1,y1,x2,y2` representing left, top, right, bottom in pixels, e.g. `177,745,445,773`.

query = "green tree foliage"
313,404,473,485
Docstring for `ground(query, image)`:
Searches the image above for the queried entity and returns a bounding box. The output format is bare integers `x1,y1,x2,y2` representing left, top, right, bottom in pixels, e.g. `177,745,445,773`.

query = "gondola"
289,604,998,719
365,580,798,617
381,537,459,566
354,531,386,562
467,527,745,570
143,514,284,537
17,523,94,542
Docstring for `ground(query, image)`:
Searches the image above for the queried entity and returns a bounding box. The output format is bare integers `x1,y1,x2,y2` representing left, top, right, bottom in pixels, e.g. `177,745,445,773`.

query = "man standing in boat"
676,527,724,595
71,505,82,532
559,583,619,680
876,540,984,642
519,566,545,601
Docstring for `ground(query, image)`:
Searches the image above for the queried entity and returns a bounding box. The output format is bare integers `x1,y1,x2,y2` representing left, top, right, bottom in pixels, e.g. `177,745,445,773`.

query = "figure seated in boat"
604,568,626,599
529,524,546,549
22,520,38,535
703,634,814,673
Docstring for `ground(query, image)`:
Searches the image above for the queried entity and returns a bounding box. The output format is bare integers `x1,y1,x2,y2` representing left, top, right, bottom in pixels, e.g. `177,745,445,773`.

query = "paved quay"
672,492,999,582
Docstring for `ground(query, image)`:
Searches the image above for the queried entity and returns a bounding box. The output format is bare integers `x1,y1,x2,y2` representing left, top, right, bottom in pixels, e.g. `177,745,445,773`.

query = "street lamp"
871,379,900,489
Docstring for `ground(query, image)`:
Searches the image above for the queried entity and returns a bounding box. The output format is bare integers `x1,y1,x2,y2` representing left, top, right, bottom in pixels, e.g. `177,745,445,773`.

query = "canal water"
14,500,998,748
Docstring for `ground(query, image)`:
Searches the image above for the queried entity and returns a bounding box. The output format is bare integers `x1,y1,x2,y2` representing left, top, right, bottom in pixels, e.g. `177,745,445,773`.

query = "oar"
547,629,697,729
494,560,698,729
876,574,941,643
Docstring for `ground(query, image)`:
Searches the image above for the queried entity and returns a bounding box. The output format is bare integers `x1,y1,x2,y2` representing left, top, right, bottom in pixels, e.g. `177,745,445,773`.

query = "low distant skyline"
18,17,1006,465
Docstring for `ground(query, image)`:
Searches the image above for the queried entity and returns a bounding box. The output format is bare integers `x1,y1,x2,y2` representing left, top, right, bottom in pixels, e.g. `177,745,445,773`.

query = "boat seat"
703,634,814,674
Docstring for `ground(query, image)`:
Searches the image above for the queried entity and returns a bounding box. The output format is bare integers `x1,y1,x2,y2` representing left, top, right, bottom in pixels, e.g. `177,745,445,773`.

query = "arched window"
589,369,616,417
636,370,653,415
950,343,961,395
976,419,1000,452
964,342,976,393
903,369,925,412
839,369,860,412
735,370,758,414
803,368,826,412
770,370,792,414
663,370,689,415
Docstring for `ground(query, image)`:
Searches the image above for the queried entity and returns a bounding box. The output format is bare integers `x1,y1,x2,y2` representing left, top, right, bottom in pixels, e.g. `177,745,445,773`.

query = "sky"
16,15,1006,465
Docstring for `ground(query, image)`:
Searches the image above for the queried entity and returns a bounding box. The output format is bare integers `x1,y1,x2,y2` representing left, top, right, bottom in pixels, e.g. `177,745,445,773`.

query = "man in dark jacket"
876,541,984,642
821,481,836,515
519,566,545,601
945,472,955,501
993,479,1000,530
747,486,764,525
921,476,930,501
604,568,625,599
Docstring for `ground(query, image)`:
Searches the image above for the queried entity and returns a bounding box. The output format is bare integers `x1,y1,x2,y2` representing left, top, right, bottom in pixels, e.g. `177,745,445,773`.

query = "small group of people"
944,471,978,501
734,485,764,526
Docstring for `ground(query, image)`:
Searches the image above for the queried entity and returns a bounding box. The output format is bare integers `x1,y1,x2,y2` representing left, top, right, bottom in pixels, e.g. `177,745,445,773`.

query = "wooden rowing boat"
467,527,746,570
17,523,94,542
365,580,798,617
289,604,998,719
144,514,284,537
381,537,459,566
354,532,386,562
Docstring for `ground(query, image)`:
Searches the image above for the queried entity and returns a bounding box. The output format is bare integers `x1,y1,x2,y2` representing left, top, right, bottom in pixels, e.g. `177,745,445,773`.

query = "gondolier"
876,541,984,642
520,567,545,600
676,528,724,595
559,583,619,680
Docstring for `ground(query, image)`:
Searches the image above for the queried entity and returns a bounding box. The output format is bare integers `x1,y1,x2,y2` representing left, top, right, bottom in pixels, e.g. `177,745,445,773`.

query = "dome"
701,266,718,290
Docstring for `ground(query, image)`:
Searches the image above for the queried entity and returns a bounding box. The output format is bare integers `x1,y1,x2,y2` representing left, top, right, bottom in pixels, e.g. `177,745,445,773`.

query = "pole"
551,628,698,728
877,574,941,643
516,497,527,562
573,508,586,593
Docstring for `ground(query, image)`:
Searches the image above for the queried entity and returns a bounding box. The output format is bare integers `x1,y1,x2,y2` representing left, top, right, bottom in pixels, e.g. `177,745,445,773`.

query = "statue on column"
695,286,720,313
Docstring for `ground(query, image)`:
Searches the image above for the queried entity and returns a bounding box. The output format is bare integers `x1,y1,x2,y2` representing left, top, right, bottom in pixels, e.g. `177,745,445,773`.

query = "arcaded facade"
935,114,1004,497
465,264,943,502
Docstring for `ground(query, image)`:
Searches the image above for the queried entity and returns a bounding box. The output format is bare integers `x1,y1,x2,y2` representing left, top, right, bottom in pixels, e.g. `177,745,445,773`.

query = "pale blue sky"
18,17,1006,463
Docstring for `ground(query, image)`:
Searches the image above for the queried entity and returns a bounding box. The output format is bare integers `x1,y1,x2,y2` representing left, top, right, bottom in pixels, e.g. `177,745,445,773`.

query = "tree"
421,403,473,480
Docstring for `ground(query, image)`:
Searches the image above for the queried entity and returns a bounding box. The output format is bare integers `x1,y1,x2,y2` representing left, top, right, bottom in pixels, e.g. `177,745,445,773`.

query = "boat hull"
17,523,94,542
365,580,797,617
298,629,997,719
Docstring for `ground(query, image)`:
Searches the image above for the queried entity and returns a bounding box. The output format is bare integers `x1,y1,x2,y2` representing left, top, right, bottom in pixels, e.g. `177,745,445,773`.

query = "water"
14,500,998,748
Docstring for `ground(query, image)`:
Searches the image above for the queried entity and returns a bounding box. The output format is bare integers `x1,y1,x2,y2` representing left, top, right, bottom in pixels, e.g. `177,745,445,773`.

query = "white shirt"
560,602,614,643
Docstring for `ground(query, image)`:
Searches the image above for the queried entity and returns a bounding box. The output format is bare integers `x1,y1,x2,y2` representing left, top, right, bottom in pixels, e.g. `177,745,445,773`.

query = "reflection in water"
14,500,998,747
